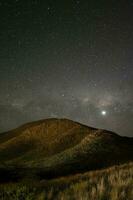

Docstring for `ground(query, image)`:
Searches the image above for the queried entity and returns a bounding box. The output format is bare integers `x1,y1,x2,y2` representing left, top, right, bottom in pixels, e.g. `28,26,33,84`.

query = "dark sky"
0,0,133,136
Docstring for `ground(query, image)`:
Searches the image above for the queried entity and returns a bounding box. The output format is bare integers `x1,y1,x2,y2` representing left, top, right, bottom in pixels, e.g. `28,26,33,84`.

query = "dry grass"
0,119,95,163
0,162,132,200
0,118,132,181
0,118,133,199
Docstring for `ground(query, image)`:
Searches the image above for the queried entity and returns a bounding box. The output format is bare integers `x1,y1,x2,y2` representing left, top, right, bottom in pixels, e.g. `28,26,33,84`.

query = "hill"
0,118,133,181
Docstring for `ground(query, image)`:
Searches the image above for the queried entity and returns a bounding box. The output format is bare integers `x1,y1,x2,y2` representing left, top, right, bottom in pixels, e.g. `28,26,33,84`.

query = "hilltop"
0,118,133,180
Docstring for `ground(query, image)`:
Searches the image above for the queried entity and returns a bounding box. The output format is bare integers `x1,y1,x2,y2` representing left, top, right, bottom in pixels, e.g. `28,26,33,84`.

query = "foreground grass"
0,162,133,200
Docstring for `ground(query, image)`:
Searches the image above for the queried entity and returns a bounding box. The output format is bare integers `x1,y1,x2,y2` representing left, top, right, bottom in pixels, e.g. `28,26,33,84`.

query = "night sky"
0,0,133,136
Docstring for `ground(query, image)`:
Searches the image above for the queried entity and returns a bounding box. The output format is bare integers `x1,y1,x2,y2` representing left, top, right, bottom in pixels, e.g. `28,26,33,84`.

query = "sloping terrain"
0,162,133,200
0,118,133,180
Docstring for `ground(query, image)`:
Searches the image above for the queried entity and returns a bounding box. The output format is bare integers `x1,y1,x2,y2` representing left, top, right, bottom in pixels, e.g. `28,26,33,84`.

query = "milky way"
0,1,133,136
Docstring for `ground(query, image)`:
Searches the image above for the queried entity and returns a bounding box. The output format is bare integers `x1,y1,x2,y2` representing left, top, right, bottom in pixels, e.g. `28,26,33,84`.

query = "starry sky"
0,0,133,136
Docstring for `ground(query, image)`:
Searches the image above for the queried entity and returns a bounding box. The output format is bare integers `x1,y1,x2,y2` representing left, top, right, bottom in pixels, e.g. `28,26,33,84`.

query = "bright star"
101,110,107,116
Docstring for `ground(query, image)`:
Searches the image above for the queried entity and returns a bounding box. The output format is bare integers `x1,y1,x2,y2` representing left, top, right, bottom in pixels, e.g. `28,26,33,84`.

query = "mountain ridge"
0,118,133,180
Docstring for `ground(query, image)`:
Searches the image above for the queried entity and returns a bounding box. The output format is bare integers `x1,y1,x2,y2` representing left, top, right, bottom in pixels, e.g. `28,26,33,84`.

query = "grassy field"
0,162,132,200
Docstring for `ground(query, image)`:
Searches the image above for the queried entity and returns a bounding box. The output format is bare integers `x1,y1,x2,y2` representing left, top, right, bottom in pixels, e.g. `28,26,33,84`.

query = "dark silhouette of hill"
0,118,133,181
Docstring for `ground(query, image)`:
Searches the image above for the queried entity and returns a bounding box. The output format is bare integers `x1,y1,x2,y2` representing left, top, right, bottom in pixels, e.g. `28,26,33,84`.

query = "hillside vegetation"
0,162,132,200
0,118,133,180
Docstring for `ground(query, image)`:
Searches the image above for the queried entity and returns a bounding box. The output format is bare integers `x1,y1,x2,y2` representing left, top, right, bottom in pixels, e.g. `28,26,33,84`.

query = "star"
101,110,107,116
